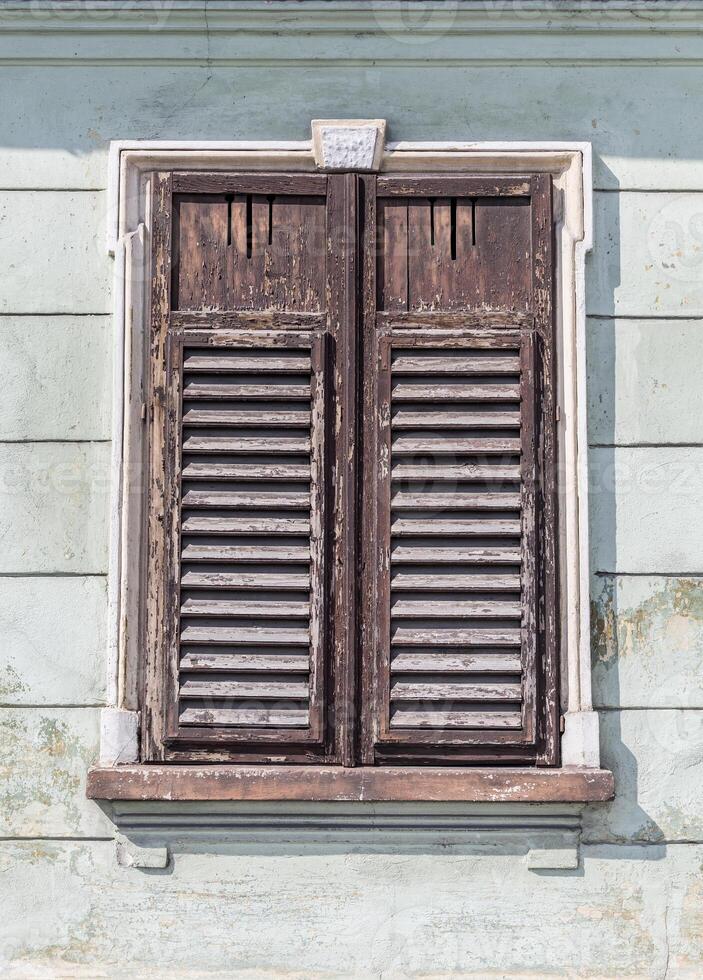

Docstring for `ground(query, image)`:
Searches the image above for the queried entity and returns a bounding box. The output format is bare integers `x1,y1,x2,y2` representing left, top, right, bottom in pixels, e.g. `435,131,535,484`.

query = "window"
142,169,559,768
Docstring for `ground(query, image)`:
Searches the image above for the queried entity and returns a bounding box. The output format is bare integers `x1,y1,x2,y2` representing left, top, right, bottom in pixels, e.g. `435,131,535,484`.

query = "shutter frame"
143,171,344,764
360,173,559,766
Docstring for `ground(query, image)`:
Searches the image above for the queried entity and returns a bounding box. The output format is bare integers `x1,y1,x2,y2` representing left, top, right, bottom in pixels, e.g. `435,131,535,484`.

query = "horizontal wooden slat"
172,171,328,195
390,681,522,702
182,571,310,590
376,312,531,331
392,353,520,375
391,517,521,536
389,708,522,729
391,462,521,481
183,434,310,453
391,572,521,591
182,543,310,563
392,408,521,429
184,381,311,400
181,598,309,618
182,516,310,535
391,544,520,564
182,490,310,509
180,652,309,673
391,491,521,511
183,462,311,481
377,175,531,197
183,407,311,426
179,707,309,727
180,678,309,700
392,381,520,402
392,435,521,454
391,599,522,618
184,353,310,373
181,625,309,646
391,627,521,646
391,652,522,674
171,311,325,331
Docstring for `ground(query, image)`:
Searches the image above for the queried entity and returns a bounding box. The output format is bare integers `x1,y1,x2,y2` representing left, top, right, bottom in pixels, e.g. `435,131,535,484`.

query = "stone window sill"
86,765,614,803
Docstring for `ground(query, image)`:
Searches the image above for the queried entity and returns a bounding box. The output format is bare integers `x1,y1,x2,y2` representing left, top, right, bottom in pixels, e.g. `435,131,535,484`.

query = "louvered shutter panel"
144,171,353,763
361,176,557,766
165,329,328,746
364,324,544,761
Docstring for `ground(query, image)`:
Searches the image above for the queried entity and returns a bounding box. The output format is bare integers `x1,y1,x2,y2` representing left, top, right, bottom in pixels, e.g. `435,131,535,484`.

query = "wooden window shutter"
144,172,357,763
359,176,559,766
144,169,559,769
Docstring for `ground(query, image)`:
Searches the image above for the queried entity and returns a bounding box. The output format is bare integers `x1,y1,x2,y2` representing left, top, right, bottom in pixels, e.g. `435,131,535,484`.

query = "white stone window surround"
101,126,599,772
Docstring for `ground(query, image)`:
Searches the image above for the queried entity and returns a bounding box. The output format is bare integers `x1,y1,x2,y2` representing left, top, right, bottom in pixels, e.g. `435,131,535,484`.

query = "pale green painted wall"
1,3,703,976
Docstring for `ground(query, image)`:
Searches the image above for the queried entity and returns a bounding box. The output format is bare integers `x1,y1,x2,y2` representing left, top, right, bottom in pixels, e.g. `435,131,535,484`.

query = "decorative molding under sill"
106,801,585,871
87,765,614,804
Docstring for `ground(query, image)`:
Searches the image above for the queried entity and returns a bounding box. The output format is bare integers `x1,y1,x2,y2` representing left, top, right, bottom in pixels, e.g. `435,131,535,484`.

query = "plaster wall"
1,3,703,976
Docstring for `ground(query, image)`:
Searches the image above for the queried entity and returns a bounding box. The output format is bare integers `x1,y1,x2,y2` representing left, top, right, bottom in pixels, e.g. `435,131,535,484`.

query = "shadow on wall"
585,159,690,850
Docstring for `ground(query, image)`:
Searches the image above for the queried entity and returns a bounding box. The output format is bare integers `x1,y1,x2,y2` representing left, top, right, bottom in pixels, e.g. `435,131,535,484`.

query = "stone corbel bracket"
311,119,386,171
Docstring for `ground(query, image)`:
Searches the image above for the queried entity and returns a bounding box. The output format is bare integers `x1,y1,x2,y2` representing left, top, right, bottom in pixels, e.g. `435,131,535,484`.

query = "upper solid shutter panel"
163,329,330,754
172,180,327,312
363,324,545,763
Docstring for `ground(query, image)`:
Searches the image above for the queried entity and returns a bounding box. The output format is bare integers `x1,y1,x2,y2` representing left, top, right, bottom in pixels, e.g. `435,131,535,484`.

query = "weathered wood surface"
173,172,328,196
86,765,614,802
376,195,532,312
174,188,326,312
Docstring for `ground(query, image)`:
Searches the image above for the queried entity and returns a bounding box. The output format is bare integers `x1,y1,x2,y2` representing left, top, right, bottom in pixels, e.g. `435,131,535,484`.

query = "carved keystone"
311,119,386,171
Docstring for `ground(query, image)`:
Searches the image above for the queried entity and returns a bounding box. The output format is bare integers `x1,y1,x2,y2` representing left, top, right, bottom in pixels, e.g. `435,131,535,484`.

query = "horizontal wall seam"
594,570,703,578
588,443,703,449
0,312,111,317
586,314,703,321
0,703,106,709
0,438,111,445
0,572,107,579
596,706,703,712
4,59,703,69
0,188,106,193
0,835,114,843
